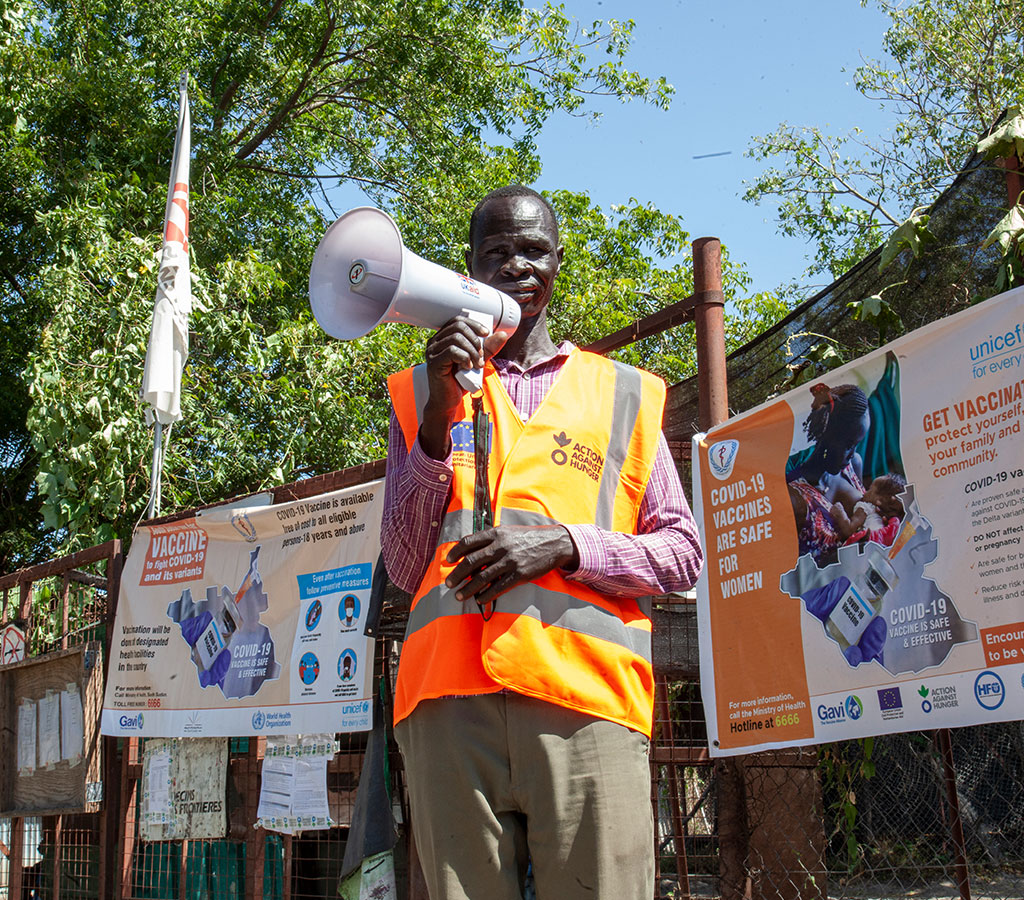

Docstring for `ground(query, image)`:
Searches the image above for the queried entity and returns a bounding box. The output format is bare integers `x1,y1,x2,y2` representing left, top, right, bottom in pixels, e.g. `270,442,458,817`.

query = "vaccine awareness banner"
102,481,384,737
694,286,1024,756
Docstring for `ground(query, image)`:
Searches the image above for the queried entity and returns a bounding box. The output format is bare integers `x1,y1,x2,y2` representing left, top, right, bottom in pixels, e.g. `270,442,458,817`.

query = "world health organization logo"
251,710,266,730
708,440,739,481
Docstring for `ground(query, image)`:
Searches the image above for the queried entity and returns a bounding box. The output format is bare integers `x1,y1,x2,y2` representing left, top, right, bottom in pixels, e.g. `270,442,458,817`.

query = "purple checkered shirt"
381,342,703,596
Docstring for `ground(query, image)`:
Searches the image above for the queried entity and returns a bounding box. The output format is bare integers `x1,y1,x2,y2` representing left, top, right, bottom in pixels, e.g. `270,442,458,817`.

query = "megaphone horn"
309,207,520,391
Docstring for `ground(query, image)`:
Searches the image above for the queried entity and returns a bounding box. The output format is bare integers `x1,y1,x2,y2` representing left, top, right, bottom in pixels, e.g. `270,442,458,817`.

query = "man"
381,185,703,899
342,594,357,628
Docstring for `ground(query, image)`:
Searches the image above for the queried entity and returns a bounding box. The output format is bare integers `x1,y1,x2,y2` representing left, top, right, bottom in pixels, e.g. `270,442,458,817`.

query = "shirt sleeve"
563,432,703,597
381,410,453,594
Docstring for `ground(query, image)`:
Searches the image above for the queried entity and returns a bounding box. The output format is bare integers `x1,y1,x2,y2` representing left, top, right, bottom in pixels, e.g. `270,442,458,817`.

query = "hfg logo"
974,670,1004,710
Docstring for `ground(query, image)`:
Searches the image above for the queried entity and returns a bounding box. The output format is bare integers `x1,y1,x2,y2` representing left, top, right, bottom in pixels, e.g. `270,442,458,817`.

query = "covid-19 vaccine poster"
694,286,1024,755
102,481,383,737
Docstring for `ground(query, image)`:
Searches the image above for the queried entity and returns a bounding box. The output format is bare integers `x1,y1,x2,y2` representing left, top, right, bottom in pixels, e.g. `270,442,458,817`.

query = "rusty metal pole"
693,237,727,431
693,237,747,898
937,728,972,900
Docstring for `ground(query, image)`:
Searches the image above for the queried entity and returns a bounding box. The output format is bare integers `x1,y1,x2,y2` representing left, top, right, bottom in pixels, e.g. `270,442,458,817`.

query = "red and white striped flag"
141,74,192,425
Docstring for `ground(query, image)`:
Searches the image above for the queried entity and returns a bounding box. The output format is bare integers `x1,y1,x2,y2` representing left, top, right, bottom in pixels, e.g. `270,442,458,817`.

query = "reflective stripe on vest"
407,577,653,661
387,349,664,735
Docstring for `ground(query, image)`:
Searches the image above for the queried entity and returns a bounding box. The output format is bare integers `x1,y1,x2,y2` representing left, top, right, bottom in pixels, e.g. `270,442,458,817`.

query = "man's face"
466,195,563,321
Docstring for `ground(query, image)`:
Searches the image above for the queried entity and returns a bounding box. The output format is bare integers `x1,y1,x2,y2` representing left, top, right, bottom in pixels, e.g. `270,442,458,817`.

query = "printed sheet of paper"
145,749,172,817
256,756,295,827
60,684,85,764
292,757,330,822
257,736,335,833
17,699,36,774
37,691,61,769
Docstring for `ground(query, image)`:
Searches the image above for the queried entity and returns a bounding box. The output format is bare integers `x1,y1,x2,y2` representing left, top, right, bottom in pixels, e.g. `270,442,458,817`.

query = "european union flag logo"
877,687,902,711
451,421,474,453
451,420,491,454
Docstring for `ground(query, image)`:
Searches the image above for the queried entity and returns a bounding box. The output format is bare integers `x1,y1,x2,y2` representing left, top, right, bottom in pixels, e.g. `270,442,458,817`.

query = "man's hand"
445,525,579,607
419,316,508,460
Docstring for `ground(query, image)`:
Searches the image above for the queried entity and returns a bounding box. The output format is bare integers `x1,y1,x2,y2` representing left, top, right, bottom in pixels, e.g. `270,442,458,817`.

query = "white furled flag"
141,74,192,425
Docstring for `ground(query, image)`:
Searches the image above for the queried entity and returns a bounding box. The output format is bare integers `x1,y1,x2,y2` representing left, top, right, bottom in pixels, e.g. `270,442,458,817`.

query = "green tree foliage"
744,0,1024,281
1,0,783,570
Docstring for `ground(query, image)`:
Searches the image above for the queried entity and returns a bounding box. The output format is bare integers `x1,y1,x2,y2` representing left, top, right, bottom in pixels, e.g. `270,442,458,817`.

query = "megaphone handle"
454,308,491,393
455,367,484,393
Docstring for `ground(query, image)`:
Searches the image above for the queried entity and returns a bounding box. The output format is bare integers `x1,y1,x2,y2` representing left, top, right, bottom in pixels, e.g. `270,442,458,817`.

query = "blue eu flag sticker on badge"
451,421,474,453
451,420,491,454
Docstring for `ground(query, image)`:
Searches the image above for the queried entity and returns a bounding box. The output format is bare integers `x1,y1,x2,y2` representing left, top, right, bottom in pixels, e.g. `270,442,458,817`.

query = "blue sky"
529,0,898,295
331,1,901,297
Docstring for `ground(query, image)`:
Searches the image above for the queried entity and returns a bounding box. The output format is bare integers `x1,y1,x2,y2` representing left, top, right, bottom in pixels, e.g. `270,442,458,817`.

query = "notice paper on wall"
60,684,85,765
17,699,36,775
140,738,227,841
37,691,61,769
143,749,173,824
256,734,335,834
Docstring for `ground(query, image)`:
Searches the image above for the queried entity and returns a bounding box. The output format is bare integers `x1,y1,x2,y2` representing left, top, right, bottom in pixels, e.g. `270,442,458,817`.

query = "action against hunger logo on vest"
551,431,604,482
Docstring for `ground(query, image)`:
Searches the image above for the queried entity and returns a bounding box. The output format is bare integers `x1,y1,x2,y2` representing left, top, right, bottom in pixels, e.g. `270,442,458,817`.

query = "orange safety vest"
387,348,666,736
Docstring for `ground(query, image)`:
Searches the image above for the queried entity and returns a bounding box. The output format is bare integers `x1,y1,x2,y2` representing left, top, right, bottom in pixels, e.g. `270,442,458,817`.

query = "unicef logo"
974,670,1004,710
844,695,863,720
251,710,266,730
708,440,739,481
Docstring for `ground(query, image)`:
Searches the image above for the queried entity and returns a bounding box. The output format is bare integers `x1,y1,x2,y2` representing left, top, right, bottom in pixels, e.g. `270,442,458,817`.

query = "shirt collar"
490,340,576,375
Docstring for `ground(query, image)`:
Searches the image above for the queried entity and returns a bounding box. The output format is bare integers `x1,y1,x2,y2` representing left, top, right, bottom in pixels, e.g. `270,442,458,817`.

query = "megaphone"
309,207,520,392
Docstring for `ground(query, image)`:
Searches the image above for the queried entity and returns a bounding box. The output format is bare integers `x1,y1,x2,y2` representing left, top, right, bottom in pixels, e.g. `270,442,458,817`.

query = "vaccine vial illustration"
825,542,900,653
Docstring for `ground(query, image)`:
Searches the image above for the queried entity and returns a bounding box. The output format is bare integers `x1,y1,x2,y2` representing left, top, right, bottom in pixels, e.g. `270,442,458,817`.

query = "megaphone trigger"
455,367,485,394
453,308,493,394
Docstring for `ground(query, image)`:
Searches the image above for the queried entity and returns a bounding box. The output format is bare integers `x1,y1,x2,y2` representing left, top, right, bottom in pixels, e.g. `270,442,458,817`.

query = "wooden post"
655,677,690,899
60,572,71,650
51,815,64,898
102,541,124,899
118,738,139,899
18,582,32,648
9,816,24,899
246,737,266,899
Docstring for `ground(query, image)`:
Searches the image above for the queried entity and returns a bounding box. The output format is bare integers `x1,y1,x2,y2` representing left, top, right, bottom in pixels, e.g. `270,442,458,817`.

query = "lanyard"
471,394,495,619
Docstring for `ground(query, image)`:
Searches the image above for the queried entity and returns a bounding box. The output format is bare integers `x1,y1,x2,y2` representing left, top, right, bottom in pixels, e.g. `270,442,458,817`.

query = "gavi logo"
119,712,145,730
817,695,863,725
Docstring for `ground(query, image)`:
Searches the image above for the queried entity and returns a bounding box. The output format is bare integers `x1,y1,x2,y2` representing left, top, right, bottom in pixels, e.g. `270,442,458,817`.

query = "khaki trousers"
395,692,654,900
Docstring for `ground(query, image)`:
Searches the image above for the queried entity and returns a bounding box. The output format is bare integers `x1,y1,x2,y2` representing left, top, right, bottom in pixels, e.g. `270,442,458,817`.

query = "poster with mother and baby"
693,285,1024,755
